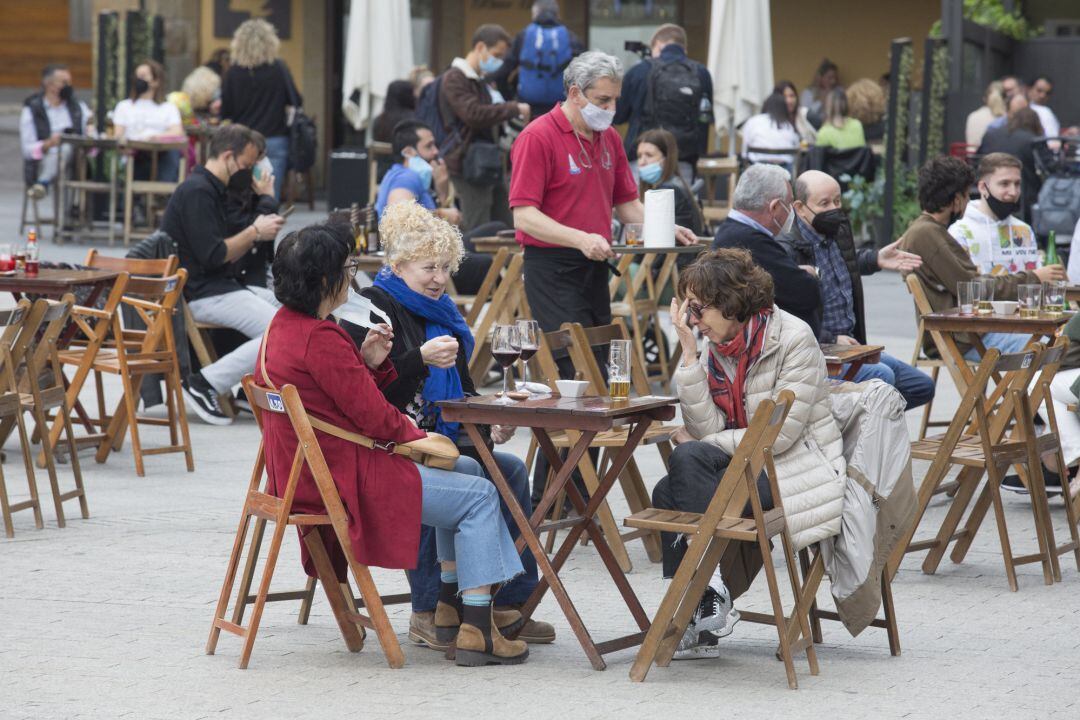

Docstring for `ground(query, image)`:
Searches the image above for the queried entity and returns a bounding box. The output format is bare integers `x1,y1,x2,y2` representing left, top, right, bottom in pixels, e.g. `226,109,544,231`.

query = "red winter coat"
256,306,426,578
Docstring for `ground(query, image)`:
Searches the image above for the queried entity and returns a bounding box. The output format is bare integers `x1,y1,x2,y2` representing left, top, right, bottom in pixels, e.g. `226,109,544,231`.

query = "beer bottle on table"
1046,230,1058,266
25,228,39,277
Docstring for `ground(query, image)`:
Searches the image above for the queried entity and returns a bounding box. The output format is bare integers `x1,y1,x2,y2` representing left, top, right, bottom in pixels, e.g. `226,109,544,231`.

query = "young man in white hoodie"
948,152,1040,275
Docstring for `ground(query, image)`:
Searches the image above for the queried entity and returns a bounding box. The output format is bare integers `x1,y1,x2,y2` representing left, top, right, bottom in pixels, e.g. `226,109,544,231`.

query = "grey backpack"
1033,177,1080,244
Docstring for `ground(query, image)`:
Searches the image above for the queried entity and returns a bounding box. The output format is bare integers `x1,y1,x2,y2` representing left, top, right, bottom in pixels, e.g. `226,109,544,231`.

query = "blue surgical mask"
639,162,663,185
406,154,433,189
480,52,503,74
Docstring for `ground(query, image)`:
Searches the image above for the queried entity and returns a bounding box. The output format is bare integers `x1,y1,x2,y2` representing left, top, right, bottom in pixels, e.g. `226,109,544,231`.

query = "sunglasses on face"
687,302,710,320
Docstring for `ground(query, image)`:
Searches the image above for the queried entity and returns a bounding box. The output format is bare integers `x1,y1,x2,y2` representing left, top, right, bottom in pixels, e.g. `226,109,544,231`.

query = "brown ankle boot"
455,615,529,666
435,601,524,648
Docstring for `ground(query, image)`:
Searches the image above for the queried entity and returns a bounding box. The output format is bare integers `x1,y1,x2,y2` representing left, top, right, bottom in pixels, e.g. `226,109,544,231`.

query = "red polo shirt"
509,105,638,249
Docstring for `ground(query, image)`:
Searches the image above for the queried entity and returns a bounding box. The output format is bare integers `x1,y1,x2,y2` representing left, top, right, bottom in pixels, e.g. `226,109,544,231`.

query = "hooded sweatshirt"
947,199,1041,276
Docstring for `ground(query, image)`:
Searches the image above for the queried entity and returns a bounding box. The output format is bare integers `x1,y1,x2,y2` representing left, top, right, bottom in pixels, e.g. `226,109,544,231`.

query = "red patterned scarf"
707,309,773,429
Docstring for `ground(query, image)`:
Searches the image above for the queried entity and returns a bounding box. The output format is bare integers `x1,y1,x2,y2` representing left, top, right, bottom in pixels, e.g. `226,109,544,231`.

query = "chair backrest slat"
83,249,178,277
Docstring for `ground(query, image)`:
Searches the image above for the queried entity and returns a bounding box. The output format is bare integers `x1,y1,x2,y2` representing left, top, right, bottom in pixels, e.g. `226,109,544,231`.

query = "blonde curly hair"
379,201,464,272
230,19,280,68
846,78,886,126
181,67,221,111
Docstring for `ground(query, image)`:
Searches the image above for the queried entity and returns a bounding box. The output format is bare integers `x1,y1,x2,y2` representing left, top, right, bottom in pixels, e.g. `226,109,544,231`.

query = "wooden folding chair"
904,274,981,439
0,302,47,538
608,252,672,385
83,248,178,277
468,251,532,388
529,320,674,571
891,345,1057,591
207,376,405,669
77,272,194,476
17,296,88,528
624,391,818,688
945,338,1080,583
456,246,511,322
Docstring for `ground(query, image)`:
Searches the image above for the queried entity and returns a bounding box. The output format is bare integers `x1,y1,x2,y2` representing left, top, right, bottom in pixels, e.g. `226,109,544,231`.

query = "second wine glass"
492,324,521,404
516,319,541,394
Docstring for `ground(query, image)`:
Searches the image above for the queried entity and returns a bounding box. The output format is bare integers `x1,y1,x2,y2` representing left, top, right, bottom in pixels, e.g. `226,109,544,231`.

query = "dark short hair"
678,248,775,323
391,119,433,160
1030,75,1052,87
651,24,687,49
248,129,267,157
976,152,1022,180
917,156,974,213
208,123,254,159
42,63,68,82
272,223,354,317
472,24,511,49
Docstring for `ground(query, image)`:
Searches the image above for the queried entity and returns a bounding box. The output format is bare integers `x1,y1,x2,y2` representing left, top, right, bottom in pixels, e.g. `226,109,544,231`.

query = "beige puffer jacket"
674,307,846,550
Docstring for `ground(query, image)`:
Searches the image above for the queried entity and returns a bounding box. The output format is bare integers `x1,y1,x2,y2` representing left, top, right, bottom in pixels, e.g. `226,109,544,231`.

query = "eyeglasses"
345,259,361,279
687,302,711,320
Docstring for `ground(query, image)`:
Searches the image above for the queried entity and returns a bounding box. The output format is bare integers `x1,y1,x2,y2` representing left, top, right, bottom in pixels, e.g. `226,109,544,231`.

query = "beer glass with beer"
608,339,632,400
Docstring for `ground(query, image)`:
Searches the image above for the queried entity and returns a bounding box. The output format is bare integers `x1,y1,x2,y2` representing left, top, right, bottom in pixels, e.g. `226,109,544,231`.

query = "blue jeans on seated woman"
264,135,289,200
962,332,1030,362
840,352,935,409
410,453,537,611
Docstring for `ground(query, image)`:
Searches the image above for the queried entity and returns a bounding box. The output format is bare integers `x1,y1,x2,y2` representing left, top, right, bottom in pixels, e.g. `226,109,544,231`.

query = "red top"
509,105,638,249
257,306,427,578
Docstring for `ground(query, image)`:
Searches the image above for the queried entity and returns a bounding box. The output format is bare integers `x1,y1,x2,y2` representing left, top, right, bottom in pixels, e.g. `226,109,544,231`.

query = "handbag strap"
277,60,301,109
257,326,408,456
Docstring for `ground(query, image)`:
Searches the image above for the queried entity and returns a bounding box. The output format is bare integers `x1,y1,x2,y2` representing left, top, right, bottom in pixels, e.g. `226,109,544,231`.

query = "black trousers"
651,441,774,601
523,246,613,504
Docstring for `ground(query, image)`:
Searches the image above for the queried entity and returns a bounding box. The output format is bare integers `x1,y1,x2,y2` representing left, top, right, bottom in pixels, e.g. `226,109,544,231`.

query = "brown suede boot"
434,600,524,648
454,608,529,667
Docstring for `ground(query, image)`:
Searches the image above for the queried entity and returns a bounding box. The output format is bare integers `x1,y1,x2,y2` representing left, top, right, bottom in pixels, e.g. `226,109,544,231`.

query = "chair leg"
1024,462,1059,584
760,533,799,689
206,510,253,656
297,576,318,625
61,402,89,520
33,404,65,528
123,372,145,476
303,530,366,653
167,365,195,471
237,514,291,669
655,539,730,668
231,517,267,627
14,412,43,530
918,366,940,440
985,475,1021,592
0,464,13,538
575,451,632,572
342,547,406,669
798,548,823,643
781,537,818,676
922,469,981,574
880,571,901,656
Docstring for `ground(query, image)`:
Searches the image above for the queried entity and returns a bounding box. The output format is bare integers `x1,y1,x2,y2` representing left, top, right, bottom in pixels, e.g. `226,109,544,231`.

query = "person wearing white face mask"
712,163,824,338
510,50,697,378
440,24,530,232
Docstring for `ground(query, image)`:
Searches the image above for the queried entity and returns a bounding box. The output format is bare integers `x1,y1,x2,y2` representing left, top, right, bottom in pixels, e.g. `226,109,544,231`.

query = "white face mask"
577,91,615,132
773,201,795,236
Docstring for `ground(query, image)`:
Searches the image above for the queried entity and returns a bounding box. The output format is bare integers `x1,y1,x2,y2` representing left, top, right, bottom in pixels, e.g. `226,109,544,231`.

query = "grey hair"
563,51,623,94
732,164,792,211
533,0,560,17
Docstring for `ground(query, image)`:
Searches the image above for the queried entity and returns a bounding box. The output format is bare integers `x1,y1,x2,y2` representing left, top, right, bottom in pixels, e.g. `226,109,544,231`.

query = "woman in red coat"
257,222,528,667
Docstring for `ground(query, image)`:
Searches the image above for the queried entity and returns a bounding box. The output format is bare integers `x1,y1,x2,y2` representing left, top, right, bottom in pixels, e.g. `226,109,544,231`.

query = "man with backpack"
614,23,714,180
493,0,585,120
417,24,529,233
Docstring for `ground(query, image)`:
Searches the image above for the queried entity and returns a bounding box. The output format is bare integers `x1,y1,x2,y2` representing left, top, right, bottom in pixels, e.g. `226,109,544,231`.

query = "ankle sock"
461,594,493,634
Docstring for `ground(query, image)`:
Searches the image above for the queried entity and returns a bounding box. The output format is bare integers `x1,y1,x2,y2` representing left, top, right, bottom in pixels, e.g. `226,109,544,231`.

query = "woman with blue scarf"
341,201,553,653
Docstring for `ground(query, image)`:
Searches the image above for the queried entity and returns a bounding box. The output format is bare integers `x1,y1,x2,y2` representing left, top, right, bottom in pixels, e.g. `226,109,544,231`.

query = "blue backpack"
517,23,572,107
415,74,462,156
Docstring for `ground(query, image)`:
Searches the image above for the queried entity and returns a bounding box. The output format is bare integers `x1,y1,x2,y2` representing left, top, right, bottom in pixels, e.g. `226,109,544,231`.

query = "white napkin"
333,288,392,331
643,188,676,248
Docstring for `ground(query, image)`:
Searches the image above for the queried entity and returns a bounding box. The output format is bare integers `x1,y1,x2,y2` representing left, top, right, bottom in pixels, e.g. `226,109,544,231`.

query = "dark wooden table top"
59,133,119,149
820,343,884,372
922,308,1072,334
610,243,710,255
439,394,677,431
0,268,119,295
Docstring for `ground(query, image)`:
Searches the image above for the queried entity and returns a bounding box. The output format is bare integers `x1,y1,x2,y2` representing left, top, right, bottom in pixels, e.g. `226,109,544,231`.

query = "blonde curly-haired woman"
221,18,298,198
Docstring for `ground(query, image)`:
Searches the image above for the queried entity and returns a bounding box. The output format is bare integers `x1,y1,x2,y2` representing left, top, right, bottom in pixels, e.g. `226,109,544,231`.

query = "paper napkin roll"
643,188,676,248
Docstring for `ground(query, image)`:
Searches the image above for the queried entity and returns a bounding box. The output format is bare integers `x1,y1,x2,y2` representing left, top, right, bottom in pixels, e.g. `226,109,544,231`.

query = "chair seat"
624,506,787,542
911,432,1059,466
547,424,674,447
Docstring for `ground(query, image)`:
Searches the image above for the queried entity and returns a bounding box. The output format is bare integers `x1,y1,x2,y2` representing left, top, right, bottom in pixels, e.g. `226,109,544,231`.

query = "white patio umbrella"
707,0,774,142
342,0,414,132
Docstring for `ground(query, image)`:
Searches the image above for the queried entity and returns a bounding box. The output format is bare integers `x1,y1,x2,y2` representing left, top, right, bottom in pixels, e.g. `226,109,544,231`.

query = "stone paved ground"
1,114,1079,720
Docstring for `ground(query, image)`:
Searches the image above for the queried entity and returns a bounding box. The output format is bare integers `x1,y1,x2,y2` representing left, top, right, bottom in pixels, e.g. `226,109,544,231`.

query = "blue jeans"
264,135,289,199
963,332,1030,361
842,352,936,410
412,454,528,606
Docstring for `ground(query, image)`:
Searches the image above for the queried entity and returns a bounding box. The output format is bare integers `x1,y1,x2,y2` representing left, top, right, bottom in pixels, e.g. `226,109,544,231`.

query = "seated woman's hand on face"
670,297,698,365
421,335,459,368
360,323,394,369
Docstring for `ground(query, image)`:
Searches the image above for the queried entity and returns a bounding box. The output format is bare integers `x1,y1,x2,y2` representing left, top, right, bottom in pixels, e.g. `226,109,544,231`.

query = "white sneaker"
695,583,733,635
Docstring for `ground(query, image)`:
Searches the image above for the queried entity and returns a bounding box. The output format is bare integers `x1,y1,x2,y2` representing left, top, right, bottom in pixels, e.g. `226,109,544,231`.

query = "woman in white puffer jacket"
655,248,846,654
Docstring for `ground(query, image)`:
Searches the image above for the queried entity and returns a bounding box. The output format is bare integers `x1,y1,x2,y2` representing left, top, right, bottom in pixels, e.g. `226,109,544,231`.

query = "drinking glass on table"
515,319,543,395
1042,280,1066,318
622,223,643,247
1018,284,1042,319
608,338,632,400
0,245,12,273
957,281,979,316
977,276,995,315
492,324,521,404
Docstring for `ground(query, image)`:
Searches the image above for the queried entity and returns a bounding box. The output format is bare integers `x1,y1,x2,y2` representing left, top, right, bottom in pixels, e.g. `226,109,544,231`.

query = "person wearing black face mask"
946,153,1041,276
19,63,91,201
113,60,183,182
780,170,934,409
224,131,279,289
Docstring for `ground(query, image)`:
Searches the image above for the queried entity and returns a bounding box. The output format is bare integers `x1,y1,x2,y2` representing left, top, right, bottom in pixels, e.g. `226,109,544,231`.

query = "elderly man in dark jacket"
779,170,934,409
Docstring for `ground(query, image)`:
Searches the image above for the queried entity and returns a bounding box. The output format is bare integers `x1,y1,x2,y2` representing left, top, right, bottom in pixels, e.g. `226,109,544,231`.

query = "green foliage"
930,0,1038,40
843,169,921,242
926,42,950,157
886,44,914,181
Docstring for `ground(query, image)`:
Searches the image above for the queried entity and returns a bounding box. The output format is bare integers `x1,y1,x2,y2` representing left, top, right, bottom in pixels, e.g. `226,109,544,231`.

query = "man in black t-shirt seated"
161,124,284,425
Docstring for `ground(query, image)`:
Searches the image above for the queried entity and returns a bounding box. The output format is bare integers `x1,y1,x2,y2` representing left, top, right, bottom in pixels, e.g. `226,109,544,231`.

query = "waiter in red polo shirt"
509,50,696,377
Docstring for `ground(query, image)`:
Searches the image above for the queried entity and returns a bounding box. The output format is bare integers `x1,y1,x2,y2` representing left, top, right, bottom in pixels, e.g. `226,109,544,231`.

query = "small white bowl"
991,300,1018,315
555,380,589,398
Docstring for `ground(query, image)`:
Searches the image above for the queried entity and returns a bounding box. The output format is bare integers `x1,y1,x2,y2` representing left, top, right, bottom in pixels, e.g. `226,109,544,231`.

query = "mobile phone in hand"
280,205,296,218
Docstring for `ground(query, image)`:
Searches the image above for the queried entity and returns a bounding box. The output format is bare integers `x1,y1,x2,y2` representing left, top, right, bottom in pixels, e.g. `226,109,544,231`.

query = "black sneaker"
1001,475,1029,494
233,391,253,416
182,372,233,426
695,584,733,635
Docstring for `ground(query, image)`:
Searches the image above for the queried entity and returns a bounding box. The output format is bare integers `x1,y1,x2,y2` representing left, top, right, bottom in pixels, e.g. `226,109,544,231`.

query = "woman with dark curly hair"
257,222,530,667
657,247,846,657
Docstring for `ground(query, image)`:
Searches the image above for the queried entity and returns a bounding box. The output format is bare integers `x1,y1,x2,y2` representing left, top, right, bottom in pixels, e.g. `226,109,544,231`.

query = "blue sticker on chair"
165,278,178,292
266,392,285,412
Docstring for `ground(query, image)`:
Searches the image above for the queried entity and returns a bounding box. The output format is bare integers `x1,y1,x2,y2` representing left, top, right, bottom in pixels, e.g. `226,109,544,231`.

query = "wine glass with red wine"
492,324,521,404
516,319,542,394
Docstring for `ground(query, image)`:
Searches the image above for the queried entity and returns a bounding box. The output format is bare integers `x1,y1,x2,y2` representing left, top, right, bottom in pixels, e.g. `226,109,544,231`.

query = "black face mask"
227,167,253,193
133,78,150,96
981,184,1020,221
58,84,73,102
810,208,849,238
